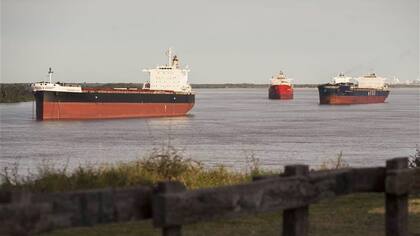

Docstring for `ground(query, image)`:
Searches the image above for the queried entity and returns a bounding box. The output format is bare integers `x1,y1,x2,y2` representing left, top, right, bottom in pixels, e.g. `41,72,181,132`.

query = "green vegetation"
0,146,256,192
0,83,33,103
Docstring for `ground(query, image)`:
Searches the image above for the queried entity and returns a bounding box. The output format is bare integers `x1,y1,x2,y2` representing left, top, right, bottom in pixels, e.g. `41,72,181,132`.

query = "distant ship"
268,71,293,99
318,73,390,105
31,49,195,120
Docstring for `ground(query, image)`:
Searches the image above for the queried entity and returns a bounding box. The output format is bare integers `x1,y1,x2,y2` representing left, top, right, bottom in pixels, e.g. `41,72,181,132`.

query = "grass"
0,146,256,192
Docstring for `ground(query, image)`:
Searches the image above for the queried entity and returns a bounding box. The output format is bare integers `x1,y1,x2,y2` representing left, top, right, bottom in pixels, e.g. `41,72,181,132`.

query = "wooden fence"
0,157,419,236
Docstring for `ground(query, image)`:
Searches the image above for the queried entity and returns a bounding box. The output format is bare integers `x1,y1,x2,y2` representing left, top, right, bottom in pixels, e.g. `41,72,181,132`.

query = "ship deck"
82,87,181,94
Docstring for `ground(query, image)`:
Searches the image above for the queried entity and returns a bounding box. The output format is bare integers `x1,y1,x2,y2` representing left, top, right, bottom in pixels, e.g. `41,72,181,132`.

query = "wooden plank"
0,185,153,234
0,191,12,204
112,185,153,221
309,169,353,196
153,181,187,236
157,167,387,226
386,169,415,195
282,165,309,236
385,157,408,236
352,167,386,192
155,176,317,226
0,202,52,236
32,186,153,225
0,163,398,234
255,167,385,195
413,168,420,193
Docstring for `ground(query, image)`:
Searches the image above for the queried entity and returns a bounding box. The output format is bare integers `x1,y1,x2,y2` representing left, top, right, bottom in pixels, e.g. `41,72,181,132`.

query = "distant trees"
0,84,33,103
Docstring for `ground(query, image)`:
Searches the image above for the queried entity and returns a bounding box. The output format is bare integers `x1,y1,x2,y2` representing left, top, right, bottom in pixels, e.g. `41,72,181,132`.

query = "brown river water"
0,88,419,174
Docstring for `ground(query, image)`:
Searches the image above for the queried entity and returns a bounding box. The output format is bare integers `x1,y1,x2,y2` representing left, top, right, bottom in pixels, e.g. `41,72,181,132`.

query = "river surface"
0,88,419,173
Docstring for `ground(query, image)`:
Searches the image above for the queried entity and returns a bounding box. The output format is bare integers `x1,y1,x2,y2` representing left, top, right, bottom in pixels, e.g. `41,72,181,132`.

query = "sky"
1,0,419,84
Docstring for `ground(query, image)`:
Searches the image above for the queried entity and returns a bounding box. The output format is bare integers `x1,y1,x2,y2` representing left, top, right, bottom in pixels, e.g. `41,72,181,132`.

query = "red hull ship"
268,71,293,99
319,94,388,105
40,102,194,120
32,49,195,120
318,73,390,105
34,88,194,120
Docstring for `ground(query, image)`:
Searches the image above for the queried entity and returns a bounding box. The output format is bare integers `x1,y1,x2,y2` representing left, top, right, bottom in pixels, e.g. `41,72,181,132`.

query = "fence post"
385,158,409,236
282,165,309,236
153,181,186,236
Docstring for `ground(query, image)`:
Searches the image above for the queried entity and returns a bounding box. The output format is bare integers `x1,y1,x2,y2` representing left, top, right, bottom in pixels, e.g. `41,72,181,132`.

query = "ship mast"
167,48,173,66
48,67,53,83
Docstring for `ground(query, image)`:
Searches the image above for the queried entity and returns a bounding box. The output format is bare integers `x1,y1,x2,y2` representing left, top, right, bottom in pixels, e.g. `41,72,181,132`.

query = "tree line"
0,84,33,103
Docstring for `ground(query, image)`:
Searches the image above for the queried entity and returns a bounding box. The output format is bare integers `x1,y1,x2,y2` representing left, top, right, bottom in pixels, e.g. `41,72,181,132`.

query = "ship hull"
34,90,195,120
268,85,293,99
318,84,389,105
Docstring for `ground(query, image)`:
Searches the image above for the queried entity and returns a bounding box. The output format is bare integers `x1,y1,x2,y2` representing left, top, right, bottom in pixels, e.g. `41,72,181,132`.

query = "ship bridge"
143,49,192,93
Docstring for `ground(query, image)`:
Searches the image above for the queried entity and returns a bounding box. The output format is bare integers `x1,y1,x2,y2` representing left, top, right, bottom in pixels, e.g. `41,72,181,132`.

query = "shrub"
0,146,253,192
320,151,349,170
409,146,420,168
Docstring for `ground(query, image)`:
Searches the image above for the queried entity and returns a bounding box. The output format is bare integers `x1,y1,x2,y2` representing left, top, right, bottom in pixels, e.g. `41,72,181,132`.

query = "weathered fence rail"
0,157,419,236
0,186,153,235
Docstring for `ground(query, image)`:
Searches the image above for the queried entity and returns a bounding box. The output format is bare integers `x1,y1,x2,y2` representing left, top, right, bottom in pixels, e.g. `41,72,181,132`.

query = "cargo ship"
31,49,195,120
318,73,390,105
268,71,293,99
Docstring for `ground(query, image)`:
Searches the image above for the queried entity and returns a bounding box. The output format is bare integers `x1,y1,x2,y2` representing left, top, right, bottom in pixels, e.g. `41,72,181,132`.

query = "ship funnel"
172,55,179,68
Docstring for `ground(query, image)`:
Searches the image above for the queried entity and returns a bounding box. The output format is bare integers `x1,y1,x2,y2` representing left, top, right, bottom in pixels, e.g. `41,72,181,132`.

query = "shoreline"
1,83,418,103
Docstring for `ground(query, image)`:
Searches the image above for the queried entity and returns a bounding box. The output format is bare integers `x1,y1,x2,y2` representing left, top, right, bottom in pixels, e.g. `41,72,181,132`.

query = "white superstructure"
142,48,192,93
332,73,355,84
31,68,82,93
355,73,388,89
331,72,388,89
270,71,292,86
